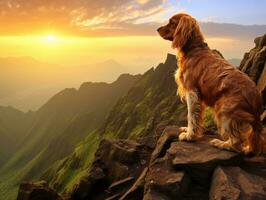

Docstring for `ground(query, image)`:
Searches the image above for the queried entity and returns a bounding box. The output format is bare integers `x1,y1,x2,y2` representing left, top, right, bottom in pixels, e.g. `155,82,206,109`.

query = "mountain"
0,106,33,165
0,57,70,111
227,58,241,67
0,74,140,200
200,22,266,39
38,54,188,196
0,57,130,111
239,33,266,106
78,59,131,83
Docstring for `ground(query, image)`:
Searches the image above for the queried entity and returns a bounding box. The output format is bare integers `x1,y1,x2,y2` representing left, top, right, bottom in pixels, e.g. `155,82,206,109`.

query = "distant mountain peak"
115,73,141,83
163,53,177,66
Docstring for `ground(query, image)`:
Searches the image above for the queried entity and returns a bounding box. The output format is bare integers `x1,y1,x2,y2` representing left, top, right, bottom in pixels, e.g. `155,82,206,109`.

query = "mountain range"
0,73,140,200
0,57,130,111
1,33,266,200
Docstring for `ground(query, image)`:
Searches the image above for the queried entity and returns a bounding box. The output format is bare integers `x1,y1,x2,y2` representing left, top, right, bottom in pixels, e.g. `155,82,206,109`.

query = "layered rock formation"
69,127,266,200
239,34,266,107
18,127,266,200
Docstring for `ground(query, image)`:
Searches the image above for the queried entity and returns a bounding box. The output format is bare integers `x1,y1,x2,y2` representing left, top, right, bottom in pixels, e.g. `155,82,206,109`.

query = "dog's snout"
157,27,162,32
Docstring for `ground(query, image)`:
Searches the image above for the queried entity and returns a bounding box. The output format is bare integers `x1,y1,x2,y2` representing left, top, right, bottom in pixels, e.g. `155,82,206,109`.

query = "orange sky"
0,0,265,69
0,35,255,69
0,0,265,111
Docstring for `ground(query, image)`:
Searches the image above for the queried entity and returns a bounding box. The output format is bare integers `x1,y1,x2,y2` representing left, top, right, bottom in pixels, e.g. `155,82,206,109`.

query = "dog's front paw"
179,130,197,141
178,127,188,133
179,131,189,141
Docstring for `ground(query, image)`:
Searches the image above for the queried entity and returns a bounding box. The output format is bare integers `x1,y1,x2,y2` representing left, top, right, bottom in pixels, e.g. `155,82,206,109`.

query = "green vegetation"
0,54,192,199
44,131,101,194
203,107,216,129
0,74,140,200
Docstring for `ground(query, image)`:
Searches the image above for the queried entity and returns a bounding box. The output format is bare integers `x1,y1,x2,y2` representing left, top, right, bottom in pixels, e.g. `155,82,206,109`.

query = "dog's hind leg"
179,90,204,141
210,116,245,152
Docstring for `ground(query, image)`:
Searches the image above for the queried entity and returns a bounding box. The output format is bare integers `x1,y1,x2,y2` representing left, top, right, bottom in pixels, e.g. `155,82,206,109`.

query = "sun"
43,35,57,43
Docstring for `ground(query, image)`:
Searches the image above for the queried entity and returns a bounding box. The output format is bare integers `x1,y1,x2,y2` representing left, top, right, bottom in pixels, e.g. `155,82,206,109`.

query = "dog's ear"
172,15,196,49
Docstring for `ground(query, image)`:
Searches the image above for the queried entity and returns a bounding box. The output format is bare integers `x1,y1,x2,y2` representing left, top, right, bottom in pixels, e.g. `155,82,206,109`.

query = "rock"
106,177,135,199
144,158,190,200
239,33,266,107
241,156,266,179
105,193,121,200
17,181,63,200
70,167,107,200
120,126,246,200
70,139,152,200
142,126,191,199
168,140,243,185
108,177,134,193
150,126,180,163
120,168,148,200
210,166,266,200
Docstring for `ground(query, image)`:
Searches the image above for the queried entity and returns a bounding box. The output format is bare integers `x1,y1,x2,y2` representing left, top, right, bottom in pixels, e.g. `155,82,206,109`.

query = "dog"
157,13,265,154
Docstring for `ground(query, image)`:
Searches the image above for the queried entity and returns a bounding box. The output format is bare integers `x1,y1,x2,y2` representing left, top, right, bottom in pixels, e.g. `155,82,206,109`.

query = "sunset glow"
43,35,57,43
0,0,264,110
0,1,266,200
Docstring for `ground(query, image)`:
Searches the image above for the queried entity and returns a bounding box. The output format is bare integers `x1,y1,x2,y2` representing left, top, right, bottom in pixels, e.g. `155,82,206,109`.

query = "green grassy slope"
43,54,190,195
0,74,140,200
0,106,33,165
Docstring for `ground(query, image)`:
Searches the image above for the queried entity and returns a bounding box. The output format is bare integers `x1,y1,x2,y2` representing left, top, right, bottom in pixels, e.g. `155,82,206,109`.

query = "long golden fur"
157,13,265,154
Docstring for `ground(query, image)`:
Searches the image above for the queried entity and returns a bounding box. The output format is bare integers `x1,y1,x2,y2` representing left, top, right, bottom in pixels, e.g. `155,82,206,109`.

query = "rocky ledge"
17,181,63,200
17,126,266,200
240,33,266,110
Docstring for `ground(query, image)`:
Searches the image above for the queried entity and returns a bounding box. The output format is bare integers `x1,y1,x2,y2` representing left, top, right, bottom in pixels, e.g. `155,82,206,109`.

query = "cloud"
0,0,265,39
200,22,266,39
0,0,169,36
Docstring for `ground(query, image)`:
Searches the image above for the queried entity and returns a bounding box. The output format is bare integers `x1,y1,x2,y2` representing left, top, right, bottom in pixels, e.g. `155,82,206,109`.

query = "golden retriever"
157,13,265,154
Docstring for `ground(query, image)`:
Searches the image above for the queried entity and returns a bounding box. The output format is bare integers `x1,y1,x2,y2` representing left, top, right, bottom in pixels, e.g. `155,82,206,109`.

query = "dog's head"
157,13,202,49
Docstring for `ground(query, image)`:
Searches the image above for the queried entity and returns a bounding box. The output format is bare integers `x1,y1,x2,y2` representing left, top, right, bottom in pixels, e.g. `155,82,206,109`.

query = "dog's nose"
157,27,162,32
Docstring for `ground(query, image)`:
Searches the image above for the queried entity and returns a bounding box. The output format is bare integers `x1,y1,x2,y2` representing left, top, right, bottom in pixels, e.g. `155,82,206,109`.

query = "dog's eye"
170,19,177,26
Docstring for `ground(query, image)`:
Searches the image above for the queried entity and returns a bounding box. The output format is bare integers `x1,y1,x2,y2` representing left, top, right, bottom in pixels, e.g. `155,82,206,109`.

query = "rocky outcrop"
61,126,265,200
17,125,266,200
70,139,153,200
17,127,266,200
210,166,266,200
17,181,63,200
240,34,266,107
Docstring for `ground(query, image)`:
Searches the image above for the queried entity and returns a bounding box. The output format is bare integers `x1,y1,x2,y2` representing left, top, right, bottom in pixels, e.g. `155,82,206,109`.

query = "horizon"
0,0,266,111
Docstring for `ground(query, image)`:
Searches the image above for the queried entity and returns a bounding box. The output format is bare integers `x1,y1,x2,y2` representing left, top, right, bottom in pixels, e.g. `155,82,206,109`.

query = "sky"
0,0,265,66
170,0,266,25
0,0,266,110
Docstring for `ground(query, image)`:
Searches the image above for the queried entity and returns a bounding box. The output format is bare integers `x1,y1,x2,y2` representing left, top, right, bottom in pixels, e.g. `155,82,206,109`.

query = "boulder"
150,126,180,163
118,126,246,200
70,139,152,200
168,140,243,185
17,181,63,200
108,177,135,193
210,166,266,200
144,158,190,200
120,168,148,200
143,127,242,199
70,125,266,200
